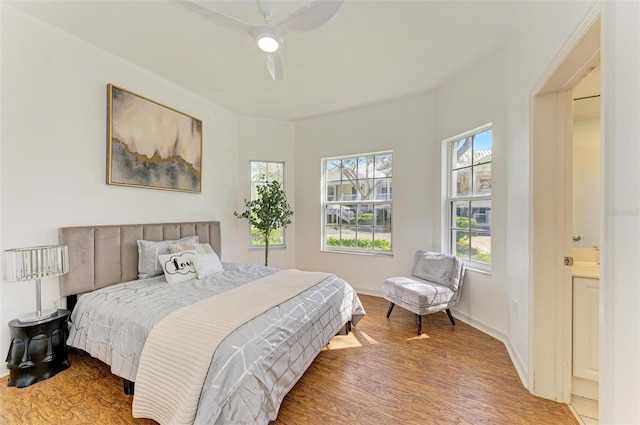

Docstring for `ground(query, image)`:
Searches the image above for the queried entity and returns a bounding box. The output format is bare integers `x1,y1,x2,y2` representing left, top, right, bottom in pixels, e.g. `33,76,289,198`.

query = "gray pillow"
137,236,199,279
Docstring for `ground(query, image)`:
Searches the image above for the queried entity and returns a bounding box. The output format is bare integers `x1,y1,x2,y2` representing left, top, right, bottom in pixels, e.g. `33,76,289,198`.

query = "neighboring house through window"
322,152,393,255
249,160,285,247
446,126,492,269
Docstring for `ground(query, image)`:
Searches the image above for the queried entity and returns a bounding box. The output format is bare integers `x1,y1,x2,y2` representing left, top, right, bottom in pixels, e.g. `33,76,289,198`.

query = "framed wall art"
107,84,202,193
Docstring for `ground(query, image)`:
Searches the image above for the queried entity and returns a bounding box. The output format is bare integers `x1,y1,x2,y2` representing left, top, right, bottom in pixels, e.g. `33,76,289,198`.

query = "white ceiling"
10,0,521,121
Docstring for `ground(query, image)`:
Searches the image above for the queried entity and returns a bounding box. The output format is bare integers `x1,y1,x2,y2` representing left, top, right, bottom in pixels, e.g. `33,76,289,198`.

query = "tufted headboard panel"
58,221,221,296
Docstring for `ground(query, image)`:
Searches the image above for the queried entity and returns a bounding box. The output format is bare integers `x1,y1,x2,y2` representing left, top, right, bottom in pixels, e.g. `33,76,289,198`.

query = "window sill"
464,262,492,276
321,249,393,258
249,245,286,251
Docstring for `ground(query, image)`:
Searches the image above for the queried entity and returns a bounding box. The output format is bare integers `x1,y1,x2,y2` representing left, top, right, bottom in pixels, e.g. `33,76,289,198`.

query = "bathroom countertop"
572,261,600,279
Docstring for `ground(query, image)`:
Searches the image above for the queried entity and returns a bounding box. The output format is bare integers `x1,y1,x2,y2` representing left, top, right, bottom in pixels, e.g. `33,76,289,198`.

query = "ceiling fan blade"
277,0,344,35
266,52,283,82
177,0,252,33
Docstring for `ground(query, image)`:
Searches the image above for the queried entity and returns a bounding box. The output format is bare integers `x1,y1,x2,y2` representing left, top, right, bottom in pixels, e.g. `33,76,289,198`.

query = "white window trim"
443,124,492,273
321,150,393,256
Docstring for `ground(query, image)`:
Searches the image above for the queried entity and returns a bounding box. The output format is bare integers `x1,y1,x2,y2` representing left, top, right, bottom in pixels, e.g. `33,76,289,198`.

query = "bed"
59,221,365,425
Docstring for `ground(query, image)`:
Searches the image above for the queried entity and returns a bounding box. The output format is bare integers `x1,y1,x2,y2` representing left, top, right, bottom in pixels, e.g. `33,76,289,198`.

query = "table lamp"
3,244,69,323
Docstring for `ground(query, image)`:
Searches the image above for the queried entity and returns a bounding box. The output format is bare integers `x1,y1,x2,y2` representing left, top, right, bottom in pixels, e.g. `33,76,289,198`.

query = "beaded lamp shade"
3,245,69,323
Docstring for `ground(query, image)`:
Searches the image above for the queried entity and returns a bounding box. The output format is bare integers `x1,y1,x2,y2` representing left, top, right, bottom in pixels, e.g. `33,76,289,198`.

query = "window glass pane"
326,160,342,181
454,138,473,169
250,182,261,200
339,184,356,201
453,167,472,197
340,226,356,247
358,156,372,178
374,227,392,251
375,178,392,200
473,163,492,196
452,229,470,260
326,204,352,224
357,179,374,200
326,183,337,202
356,226,374,250
341,158,357,182
473,130,492,165
343,204,357,224
471,200,491,229
356,204,373,225
266,162,284,183
251,161,267,182
452,201,471,230
376,154,393,177
471,231,491,264
325,223,340,247
374,205,391,226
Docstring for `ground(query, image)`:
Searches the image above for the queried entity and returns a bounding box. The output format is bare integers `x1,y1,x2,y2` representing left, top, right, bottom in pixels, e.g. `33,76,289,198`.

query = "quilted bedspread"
67,262,366,424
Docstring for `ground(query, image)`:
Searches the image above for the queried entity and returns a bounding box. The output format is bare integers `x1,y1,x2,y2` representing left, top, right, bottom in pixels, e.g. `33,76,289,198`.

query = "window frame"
321,151,393,256
445,124,492,272
248,160,287,250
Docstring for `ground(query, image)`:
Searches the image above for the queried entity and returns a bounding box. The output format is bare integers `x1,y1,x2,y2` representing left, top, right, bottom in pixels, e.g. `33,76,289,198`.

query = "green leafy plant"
234,180,293,266
326,236,392,251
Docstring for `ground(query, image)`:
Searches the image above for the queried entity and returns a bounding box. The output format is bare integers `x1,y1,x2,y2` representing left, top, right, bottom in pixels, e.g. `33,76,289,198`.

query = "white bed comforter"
67,262,366,425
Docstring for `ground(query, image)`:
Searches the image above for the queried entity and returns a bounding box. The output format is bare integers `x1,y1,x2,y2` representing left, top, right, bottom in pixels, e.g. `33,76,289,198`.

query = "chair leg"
446,309,456,326
417,315,422,335
386,302,395,318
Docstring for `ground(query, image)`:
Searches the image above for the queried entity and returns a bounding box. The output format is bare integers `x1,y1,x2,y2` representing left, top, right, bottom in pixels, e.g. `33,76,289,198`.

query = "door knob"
572,235,582,241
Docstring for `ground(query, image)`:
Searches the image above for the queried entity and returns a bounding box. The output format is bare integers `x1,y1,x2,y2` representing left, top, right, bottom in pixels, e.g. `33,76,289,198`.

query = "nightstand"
5,309,71,388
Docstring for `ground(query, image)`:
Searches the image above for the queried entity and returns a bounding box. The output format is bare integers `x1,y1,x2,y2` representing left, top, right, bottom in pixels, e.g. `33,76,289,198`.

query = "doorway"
530,7,601,415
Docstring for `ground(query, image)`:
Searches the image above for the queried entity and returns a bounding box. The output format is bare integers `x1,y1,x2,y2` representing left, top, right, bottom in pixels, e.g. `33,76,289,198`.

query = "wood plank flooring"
0,295,577,425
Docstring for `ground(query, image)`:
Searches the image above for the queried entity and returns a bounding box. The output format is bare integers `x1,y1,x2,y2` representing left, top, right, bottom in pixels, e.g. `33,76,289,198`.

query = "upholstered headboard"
58,221,221,297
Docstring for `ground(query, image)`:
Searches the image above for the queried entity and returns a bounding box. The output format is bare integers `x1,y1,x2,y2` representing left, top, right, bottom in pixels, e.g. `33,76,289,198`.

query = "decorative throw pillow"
192,252,224,279
137,236,199,279
168,242,215,255
158,250,198,284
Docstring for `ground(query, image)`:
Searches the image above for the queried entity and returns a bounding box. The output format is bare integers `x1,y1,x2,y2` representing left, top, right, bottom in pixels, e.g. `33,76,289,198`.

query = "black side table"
5,309,71,388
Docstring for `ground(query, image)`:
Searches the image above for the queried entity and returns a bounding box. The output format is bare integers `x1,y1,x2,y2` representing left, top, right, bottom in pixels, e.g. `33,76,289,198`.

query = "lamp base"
18,309,58,323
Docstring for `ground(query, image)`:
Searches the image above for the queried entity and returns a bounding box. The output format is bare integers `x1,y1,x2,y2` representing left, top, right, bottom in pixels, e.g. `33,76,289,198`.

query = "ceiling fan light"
257,35,279,53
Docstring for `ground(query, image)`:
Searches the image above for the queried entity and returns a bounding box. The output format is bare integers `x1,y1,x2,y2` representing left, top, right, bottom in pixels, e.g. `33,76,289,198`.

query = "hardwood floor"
0,295,577,425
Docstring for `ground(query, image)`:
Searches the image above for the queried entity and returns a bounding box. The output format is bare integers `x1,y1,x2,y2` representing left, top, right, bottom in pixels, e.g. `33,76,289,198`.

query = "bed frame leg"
123,379,135,395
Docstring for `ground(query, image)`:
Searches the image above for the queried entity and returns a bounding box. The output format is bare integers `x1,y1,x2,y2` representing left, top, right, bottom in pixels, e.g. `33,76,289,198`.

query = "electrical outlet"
49,297,61,310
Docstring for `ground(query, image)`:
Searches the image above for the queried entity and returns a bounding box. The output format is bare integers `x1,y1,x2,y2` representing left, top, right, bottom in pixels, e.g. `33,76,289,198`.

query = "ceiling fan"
178,0,345,82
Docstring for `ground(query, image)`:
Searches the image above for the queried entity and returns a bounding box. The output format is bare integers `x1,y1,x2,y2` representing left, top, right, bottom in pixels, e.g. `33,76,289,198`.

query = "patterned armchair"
382,251,466,334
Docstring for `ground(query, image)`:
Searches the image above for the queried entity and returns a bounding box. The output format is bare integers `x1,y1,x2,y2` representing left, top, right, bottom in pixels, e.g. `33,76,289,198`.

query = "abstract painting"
107,84,202,193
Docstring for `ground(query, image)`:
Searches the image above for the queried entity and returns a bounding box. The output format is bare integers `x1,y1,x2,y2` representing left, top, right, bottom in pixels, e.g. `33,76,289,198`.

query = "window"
249,160,285,247
322,152,393,255
447,126,492,267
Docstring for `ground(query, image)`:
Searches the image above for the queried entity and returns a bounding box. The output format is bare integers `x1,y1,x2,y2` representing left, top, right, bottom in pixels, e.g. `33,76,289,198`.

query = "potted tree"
234,180,293,266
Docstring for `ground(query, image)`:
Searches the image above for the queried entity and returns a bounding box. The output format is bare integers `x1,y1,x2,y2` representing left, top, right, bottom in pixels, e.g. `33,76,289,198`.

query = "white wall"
236,115,295,269
434,47,510,353
505,0,597,391
601,1,640,422
0,4,290,376
294,93,436,290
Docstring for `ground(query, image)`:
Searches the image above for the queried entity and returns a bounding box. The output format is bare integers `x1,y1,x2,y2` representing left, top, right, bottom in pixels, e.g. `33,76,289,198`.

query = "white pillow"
168,242,214,254
192,252,224,279
158,250,198,284
137,236,199,279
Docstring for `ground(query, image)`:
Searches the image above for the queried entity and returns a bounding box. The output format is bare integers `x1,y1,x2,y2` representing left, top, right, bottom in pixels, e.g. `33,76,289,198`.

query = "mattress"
67,262,366,424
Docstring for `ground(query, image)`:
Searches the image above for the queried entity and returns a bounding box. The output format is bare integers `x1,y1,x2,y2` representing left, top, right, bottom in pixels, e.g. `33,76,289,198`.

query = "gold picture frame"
107,84,202,193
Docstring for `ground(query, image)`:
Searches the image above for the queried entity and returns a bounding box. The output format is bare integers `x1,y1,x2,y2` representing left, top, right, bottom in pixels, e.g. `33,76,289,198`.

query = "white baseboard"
354,290,529,390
